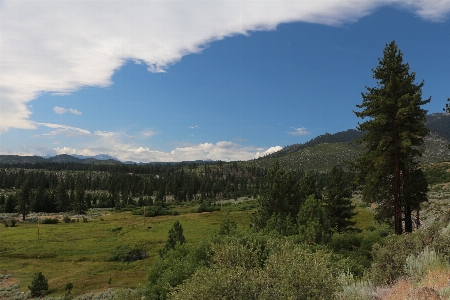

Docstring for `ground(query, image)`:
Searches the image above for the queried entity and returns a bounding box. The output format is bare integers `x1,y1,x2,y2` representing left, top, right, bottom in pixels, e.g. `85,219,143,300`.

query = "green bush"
107,226,123,233
64,281,73,294
330,232,362,253
218,213,237,235
108,245,148,263
197,202,220,213
3,219,17,227
63,215,71,223
168,237,341,299
41,217,59,224
146,242,212,300
369,228,433,285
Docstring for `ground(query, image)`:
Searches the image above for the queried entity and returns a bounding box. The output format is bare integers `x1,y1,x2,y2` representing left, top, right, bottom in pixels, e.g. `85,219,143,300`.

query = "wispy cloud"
142,130,157,137
53,106,82,115
36,122,91,137
1,1,449,131
188,126,200,129
289,127,310,136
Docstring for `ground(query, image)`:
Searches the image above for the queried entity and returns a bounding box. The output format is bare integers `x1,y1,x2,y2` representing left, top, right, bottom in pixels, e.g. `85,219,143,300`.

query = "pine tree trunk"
394,131,403,234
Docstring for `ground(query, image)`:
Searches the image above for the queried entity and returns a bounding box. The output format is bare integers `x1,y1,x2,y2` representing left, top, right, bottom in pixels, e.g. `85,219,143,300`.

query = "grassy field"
0,207,254,298
0,198,373,298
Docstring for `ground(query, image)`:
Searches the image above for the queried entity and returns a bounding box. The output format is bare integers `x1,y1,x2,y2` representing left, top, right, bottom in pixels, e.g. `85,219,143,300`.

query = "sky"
0,1,450,163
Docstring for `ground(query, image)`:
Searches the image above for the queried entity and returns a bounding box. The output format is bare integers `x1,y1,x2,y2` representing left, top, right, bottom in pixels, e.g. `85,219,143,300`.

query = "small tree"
64,281,73,295
444,97,450,113
297,195,331,244
159,220,186,257
323,166,356,232
28,272,49,297
218,213,237,235
4,194,15,213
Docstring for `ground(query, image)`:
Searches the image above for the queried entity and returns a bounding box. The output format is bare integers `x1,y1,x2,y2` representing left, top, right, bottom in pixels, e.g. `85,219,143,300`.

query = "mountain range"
1,113,449,171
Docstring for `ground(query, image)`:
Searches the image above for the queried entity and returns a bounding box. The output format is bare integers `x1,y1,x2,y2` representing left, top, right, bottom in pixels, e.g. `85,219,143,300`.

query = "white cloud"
52,139,282,163
69,108,82,115
188,126,200,129
1,1,449,132
53,106,67,114
263,146,283,155
53,106,82,115
289,127,310,136
94,130,115,138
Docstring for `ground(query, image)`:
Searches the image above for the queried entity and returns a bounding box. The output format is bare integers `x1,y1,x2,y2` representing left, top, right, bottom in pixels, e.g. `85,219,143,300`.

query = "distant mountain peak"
72,154,119,161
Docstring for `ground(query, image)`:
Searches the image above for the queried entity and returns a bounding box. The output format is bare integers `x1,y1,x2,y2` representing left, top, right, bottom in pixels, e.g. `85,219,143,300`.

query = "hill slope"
251,113,450,172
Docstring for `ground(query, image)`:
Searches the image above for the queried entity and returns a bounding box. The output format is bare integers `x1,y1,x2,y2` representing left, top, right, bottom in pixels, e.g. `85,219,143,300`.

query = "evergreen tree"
298,172,321,201
0,194,5,212
74,178,86,214
18,179,31,220
253,161,299,229
444,97,450,113
55,180,69,212
324,166,356,232
354,41,430,234
4,194,15,213
160,220,186,257
28,272,49,297
297,195,331,244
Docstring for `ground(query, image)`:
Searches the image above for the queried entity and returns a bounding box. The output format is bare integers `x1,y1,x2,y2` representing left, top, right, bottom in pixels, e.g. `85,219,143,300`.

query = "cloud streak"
36,122,91,137
1,1,449,132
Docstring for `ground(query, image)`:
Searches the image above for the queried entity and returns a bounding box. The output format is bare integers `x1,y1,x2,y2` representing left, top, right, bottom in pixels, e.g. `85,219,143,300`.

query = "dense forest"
0,160,327,217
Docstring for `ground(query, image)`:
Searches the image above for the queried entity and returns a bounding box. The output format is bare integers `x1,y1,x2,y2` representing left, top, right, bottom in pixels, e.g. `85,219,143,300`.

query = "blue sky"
0,1,449,162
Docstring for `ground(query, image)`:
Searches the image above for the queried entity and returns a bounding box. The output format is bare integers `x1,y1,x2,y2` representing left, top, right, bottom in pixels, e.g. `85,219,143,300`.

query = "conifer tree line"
0,159,347,217
0,163,269,214
253,161,356,241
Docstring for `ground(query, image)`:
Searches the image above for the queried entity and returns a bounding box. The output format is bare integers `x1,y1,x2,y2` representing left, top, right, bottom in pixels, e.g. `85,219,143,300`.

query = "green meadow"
0,200,372,298
0,207,255,297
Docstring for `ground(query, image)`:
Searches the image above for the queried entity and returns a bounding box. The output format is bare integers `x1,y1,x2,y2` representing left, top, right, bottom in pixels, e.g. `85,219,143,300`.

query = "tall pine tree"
354,41,429,234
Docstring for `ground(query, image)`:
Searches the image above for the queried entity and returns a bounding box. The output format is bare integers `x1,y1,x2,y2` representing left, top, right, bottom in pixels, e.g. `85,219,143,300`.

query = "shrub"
64,281,73,294
146,242,212,300
63,215,71,223
197,202,220,213
28,272,49,297
369,231,427,285
169,237,340,299
108,245,148,262
218,213,237,235
41,218,59,224
108,226,123,233
3,219,17,227
404,246,445,282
